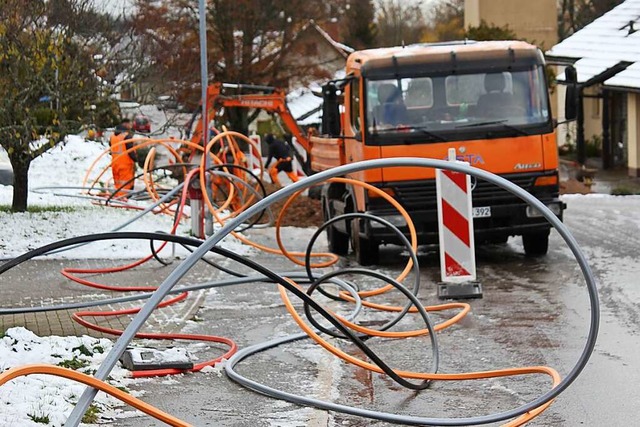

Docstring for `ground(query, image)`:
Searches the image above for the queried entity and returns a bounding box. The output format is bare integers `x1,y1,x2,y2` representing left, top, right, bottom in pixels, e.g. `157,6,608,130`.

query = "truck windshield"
365,65,550,142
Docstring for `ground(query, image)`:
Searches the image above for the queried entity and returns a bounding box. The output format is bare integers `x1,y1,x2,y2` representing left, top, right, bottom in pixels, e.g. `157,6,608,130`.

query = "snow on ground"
0,135,252,260
0,327,135,426
0,132,255,425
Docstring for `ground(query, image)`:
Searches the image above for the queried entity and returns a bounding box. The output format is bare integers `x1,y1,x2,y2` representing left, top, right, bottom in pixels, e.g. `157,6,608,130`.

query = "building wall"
464,0,558,48
628,93,640,176
584,86,603,144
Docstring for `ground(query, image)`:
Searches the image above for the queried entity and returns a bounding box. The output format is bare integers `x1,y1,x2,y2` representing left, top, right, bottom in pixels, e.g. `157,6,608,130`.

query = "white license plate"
472,206,491,218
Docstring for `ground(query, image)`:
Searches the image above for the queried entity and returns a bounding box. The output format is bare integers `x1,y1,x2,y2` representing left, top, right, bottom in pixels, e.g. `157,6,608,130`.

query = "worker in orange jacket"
109,118,137,198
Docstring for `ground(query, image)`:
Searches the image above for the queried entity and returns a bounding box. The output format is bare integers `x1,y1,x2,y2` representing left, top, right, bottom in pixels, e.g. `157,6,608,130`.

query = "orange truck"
189,40,577,265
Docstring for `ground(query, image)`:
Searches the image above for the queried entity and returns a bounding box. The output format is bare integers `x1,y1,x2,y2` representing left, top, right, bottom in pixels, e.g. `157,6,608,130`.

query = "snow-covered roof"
547,0,640,89
570,57,621,84
287,87,322,125
606,61,640,89
307,20,354,57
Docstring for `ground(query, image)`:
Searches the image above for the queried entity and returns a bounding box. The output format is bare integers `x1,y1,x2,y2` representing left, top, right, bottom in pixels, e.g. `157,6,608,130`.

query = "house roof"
606,61,640,89
287,87,322,125
546,0,640,89
261,19,352,85
305,20,354,58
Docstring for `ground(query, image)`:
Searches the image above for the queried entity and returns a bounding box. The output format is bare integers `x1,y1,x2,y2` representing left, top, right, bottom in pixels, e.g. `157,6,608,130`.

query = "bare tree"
558,0,625,40
132,0,344,132
133,1,336,98
422,0,464,42
375,0,427,47
341,0,378,49
0,0,110,211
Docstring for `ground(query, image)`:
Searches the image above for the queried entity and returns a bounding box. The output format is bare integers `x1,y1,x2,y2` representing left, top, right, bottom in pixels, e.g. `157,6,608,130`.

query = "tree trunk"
10,156,30,212
228,108,250,151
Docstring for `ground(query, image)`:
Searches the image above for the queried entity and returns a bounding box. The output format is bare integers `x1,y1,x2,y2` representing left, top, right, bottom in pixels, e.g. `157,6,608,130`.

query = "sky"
95,0,134,16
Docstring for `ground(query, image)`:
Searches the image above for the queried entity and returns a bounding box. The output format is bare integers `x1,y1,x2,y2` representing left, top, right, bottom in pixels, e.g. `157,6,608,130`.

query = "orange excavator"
183,82,341,177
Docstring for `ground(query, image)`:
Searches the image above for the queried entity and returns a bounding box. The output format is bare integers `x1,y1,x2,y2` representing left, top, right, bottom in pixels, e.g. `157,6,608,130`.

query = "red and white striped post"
436,148,482,299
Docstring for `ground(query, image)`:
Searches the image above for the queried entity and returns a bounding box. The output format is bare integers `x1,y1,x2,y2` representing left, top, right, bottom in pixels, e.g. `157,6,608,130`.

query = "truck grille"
379,173,542,211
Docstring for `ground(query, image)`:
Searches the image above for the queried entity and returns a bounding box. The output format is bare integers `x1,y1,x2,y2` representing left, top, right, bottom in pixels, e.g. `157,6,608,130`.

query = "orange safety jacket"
109,132,135,192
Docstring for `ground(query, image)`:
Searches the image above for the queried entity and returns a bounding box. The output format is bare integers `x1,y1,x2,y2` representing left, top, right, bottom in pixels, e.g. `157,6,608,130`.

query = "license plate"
472,206,491,218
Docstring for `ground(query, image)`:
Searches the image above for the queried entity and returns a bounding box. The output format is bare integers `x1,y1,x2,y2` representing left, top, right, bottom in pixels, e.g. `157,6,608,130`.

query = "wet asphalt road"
5,195,639,426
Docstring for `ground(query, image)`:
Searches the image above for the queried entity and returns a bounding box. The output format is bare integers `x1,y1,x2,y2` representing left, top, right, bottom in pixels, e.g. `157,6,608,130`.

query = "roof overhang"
555,58,631,88
604,62,640,92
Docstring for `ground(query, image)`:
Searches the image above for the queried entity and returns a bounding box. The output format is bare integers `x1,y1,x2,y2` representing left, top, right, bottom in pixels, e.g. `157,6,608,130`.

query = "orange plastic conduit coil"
196,131,340,267
0,365,190,426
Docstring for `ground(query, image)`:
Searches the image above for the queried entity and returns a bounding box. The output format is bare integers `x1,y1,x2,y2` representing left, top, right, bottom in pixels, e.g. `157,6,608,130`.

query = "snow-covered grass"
0,135,251,260
0,327,135,426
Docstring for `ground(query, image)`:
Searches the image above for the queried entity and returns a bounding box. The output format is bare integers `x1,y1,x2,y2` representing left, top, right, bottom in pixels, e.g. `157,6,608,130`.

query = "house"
253,20,353,137
464,0,558,49
546,0,640,176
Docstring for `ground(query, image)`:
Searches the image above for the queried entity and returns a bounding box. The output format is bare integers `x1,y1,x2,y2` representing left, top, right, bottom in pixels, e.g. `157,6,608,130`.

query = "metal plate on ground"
437,282,483,299
120,347,194,371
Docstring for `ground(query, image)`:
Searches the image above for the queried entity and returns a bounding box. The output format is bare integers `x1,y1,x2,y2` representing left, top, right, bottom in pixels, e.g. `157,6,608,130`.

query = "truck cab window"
405,77,433,108
365,65,550,141
367,80,409,128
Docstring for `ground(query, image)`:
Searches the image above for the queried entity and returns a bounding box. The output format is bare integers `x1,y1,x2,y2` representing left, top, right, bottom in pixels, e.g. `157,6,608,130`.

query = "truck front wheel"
522,231,550,256
351,218,379,265
327,222,350,255
322,195,350,255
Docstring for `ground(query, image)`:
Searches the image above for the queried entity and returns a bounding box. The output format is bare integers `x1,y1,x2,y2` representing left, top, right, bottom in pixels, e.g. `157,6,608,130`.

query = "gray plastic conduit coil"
65,157,600,426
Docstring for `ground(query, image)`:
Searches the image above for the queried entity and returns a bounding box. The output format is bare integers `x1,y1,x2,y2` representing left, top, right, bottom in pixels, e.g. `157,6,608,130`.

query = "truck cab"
321,40,565,264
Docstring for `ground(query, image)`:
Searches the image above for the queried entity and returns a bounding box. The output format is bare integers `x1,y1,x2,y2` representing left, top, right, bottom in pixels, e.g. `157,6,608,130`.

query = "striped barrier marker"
435,148,482,299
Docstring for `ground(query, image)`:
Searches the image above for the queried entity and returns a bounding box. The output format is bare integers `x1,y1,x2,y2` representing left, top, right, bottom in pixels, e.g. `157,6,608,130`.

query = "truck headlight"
526,202,562,218
368,213,407,229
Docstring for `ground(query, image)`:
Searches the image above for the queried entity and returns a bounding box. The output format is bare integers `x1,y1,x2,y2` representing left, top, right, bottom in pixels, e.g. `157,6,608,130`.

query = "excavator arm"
186,83,313,173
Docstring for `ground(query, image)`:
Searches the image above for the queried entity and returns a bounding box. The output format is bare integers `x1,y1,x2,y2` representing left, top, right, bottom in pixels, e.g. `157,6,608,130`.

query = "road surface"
93,194,639,426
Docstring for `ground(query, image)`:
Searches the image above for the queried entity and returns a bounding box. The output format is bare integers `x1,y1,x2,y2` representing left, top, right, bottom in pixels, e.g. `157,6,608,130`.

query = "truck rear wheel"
351,218,379,266
522,231,550,256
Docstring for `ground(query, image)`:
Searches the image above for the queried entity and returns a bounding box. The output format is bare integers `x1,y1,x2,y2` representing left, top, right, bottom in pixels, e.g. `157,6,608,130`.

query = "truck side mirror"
564,66,578,121
321,83,341,137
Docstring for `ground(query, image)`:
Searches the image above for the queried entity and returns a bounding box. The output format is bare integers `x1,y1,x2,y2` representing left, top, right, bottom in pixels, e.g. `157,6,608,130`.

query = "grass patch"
611,186,640,196
57,356,89,370
0,205,77,214
28,413,50,424
81,404,102,424
72,344,93,357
